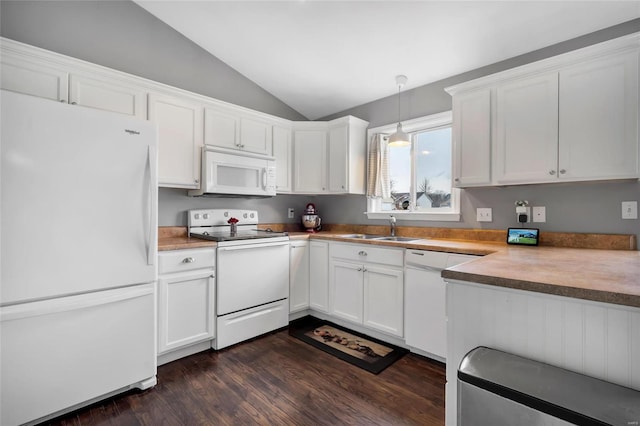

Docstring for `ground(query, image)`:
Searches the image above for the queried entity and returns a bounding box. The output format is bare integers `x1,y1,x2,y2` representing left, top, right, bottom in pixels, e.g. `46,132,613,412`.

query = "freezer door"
0,284,156,426
1,91,157,304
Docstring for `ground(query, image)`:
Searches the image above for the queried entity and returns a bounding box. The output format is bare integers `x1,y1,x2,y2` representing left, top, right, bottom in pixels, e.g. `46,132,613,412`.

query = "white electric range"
188,209,290,349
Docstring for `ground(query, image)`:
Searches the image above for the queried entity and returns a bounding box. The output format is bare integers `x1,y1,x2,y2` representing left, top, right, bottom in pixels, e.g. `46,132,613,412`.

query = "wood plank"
40,329,445,425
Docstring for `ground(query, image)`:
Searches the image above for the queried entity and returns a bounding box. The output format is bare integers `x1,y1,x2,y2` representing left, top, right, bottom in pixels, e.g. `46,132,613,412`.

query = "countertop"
158,227,640,308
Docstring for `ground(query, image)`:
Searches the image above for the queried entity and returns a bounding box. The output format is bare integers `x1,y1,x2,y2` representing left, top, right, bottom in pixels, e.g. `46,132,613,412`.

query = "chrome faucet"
389,215,396,237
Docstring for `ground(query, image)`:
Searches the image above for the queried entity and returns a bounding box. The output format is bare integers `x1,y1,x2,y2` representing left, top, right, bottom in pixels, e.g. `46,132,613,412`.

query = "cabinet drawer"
330,243,403,267
159,248,215,274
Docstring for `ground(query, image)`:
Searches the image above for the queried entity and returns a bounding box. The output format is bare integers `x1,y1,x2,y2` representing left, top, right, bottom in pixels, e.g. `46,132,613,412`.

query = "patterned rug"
289,316,408,374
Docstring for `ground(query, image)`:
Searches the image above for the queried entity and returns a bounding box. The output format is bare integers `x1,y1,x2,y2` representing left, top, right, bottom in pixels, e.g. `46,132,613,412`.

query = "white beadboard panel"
445,279,640,426
563,301,585,373
584,305,607,380
607,309,631,387
632,311,640,389
544,298,564,367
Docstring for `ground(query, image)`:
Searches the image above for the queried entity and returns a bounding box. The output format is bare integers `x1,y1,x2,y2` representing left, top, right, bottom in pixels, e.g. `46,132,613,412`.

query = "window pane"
388,144,411,210
415,127,452,209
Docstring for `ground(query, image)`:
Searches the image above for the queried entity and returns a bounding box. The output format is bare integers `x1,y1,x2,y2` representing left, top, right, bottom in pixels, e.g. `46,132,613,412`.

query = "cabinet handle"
559,169,566,175
363,268,367,272
454,177,460,182
357,267,363,271
60,99,66,103
71,102,77,105
358,250,367,256
194,178,199,184
549,170,556,175
182,257,195,263
210,274,215,278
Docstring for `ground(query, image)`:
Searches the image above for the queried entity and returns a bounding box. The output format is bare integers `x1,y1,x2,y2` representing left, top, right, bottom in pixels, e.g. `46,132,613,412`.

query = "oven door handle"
218,241,289,251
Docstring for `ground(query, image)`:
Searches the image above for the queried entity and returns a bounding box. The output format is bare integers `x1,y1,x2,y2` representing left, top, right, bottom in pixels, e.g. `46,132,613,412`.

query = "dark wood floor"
41,329,446,425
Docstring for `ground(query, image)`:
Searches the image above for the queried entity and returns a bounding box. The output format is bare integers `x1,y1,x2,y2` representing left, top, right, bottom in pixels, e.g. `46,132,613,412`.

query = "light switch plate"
288,208,295,219
532,206,546,223
622,201,637,219
477,208,492,222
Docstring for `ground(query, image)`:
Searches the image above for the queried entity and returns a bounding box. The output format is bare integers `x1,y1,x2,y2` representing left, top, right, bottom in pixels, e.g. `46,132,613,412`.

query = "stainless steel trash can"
457,347,640,426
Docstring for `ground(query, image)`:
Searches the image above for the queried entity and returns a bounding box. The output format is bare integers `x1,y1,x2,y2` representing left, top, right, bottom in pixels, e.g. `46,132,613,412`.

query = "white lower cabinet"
309,240,329,312
157,248,215,361
329,243,404,338
289,240,310,313
404,250,478,360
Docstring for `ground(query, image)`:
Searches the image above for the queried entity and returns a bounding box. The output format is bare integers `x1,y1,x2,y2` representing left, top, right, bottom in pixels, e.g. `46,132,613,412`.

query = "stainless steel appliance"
188,146,276,197
301,203,322,233
188,209,289,349
1,90,157,426
458,347,640,425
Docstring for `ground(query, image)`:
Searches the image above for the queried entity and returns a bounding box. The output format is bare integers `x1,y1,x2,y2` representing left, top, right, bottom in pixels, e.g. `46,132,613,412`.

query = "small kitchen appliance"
301,203,322,233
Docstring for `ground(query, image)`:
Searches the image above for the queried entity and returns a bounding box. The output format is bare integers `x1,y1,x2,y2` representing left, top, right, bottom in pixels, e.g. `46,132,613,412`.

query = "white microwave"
189,146,276,197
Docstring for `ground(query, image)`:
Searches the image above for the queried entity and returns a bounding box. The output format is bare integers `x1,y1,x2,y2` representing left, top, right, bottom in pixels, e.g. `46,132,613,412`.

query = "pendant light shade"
388,75,410,147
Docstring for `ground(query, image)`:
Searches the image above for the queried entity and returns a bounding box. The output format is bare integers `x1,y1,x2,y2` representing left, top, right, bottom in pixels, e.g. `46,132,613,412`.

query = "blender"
301,203,322,233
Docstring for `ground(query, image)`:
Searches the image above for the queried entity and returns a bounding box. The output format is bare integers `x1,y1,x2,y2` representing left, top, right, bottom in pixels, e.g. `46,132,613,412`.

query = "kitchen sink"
338,234,386,239
373,236,420,242
337,234,420,242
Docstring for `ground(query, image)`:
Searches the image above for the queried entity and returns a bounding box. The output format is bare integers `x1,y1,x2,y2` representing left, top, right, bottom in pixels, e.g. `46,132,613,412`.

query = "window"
366,111,460,221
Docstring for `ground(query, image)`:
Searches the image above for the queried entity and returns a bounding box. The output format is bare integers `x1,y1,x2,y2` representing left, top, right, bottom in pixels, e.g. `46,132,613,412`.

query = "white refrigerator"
0,90,158,426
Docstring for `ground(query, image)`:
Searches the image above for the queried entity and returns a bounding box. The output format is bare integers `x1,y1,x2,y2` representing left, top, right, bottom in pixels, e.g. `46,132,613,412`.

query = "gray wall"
2,2,639,243
0,0,306,121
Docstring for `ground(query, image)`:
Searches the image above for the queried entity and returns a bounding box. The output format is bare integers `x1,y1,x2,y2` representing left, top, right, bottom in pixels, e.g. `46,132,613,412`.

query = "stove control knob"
250,213,255,218
203,213,209,219
243,213,248,218
194,213,200,219
224,212,229,217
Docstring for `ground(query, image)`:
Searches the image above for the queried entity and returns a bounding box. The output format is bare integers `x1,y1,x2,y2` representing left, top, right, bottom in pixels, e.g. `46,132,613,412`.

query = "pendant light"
388,74,410,147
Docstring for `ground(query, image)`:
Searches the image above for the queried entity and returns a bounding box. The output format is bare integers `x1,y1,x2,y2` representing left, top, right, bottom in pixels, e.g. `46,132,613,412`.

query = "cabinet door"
309,241,329,312
452,89,492,187
240,116,272,155
329,260,363,324
149,93,204,189
559,51,639,181
289,241,310,313
363,266,404,337
328,124,348,192
1,56,68,102
494,73,559,184
273,125,292,192
293,129,327,193
69,74,147,119
158,270,215,354
405,267,446,358
204,106,238,150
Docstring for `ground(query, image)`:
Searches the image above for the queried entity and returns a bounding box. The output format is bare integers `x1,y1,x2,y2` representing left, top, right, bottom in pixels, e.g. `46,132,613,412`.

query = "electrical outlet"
287,208,295,219
476,208,492,222
622,201,638,219
532,206,546,223
516,206,531,223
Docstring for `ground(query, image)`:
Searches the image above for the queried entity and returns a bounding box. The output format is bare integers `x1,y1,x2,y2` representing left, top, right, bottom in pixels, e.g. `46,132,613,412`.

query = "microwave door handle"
262,168,267,190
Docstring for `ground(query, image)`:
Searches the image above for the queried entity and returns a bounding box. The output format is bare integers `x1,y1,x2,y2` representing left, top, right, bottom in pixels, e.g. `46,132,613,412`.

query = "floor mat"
289,316,408,374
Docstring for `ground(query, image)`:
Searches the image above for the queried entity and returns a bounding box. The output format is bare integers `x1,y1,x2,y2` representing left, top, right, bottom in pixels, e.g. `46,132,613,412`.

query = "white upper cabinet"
494,72,559,184
148,92,204,189
446,33,640,186
69,74,147,119
1,54,69,102
204,105,272,156
558,51,639,181
1,52,145,119
293,126,328,193
293,116,368,195
452,88,492,187
273,124,292,193
328,116,368,194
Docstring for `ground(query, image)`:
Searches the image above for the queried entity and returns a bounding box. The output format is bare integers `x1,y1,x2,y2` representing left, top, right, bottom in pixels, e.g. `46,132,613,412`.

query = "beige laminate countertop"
159,229,640,309
292,232,640,309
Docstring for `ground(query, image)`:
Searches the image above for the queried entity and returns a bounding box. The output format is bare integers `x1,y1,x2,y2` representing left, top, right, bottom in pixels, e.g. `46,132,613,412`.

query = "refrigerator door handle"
146,145,157,266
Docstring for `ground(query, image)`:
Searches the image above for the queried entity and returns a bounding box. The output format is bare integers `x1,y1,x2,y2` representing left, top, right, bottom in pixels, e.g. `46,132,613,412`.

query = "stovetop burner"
187,209,288,244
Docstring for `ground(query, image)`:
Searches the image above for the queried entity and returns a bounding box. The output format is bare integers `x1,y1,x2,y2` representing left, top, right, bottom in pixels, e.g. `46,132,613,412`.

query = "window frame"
365,111,460,222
